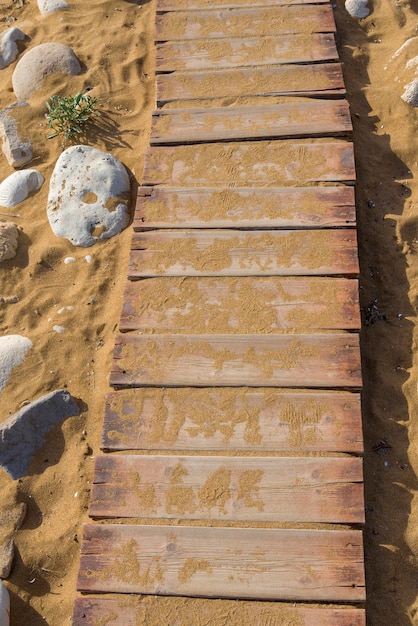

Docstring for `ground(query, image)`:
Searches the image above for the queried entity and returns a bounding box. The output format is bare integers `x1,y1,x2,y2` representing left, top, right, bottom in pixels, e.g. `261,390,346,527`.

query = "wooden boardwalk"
73,0,366,623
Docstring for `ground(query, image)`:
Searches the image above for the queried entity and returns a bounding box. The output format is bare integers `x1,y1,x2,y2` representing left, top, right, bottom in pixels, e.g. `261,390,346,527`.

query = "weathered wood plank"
90,454,364,523
77,524,366,601
142,141,356,186
128,230,359,278
157,64,345,104
73,596,366,626
155,34,338,71
151,102,352,145
110,333,362,388
120,277,360,333
102,388,363,453
157,0,330,9
155,6,336,41
134,186,356,230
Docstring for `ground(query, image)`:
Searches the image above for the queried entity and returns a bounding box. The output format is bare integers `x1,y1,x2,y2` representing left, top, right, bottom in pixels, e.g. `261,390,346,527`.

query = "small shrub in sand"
45,92,100,141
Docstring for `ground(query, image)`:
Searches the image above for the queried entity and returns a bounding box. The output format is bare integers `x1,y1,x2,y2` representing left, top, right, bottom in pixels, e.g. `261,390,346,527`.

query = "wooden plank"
77,524,366,601
102,388,364,453
155,34,338,71
142,141,356,186
156,64,345,104
134,186,356,230
73,596,366,626
155,6,336,41
128,230,359,278
120,277,360,333
110,333,362,388
151,102,352,145
90,454,364,523
157,0,330,10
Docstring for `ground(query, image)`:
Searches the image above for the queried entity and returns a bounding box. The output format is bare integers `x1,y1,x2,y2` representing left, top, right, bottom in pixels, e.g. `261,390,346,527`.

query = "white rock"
0,335,32,392
345,0,370,18
0,582,9,626
0,170,43,208
12,43,81,100
37,0,68,15
52,325,65,333
0,222,19,263
63,256,76,264
402,79,418,106
47,145,131,247
0,102,32,168
0,27,26,70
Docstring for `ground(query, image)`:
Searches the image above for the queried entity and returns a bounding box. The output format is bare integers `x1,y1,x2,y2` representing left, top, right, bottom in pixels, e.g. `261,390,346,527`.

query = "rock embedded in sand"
0,170,44,208
0,501,26,578
345,0,370,18
0,27,26,70
0,581,9,626
0,223,19,263
402,79,418,106
47,145,131,247
0,335,31,392
0,101,32,167
0,389,80,479
12,42,81,100
37,0,68,15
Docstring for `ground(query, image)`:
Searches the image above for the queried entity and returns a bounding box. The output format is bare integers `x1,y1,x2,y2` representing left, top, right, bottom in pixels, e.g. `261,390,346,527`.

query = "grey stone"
0,102,32,168
0,223,19,263
0,502,26,578
0,27,26,70
47,145,131,247
12,43,81,100
0,389,80,479
0,581,9,626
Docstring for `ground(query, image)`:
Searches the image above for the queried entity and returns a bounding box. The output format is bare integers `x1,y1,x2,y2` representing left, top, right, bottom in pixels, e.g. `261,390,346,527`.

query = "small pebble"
64,257,76,264
52,325,65,334
85,255,92,263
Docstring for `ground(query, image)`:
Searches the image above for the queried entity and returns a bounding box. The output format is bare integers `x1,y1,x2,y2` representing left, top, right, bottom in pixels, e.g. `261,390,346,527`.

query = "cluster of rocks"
0,3,133,617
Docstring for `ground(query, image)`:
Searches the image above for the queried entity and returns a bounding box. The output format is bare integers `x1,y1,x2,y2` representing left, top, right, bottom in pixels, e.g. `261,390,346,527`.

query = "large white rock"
0,335,31,392
0,223,19,263
0,170,44,208
47,145,131,247
0,27,26,70
37,0,68,15
0,582,9,626
345,0,370,18
12,43,81,100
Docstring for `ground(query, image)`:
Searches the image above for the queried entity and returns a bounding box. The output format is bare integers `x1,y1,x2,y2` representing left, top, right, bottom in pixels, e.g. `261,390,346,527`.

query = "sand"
0,0,418,623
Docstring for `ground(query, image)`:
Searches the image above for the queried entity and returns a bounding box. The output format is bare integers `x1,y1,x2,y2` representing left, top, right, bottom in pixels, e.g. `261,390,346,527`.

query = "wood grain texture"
157,64,345,103
73,596,366,626
157,0,330,9
102,388,364,453
155,6,336,41
110,333,362,389
134,186,356,230
142,141,356,186
128,229,359,278
155,34,338,71
77,524,366,601
90,454,364,523
150,102,352,145
119,277,360,333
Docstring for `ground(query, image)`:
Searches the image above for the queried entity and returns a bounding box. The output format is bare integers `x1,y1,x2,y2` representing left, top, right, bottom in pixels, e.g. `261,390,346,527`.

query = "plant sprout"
45,92,100,141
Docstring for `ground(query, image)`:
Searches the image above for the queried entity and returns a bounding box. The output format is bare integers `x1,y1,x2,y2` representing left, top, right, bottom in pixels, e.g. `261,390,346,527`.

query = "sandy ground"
1,0,418,624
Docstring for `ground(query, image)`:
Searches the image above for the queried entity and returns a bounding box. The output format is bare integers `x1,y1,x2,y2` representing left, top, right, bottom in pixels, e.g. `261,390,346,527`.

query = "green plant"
45,92,100,140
